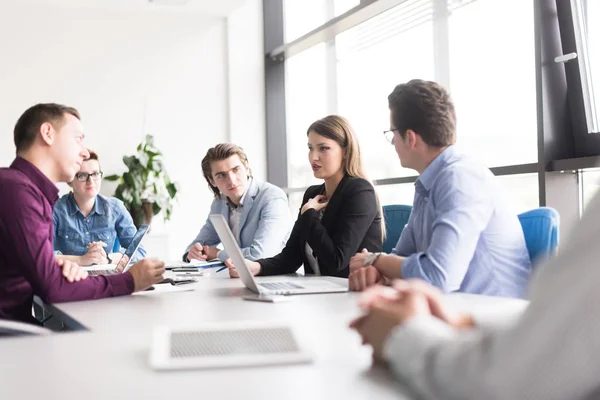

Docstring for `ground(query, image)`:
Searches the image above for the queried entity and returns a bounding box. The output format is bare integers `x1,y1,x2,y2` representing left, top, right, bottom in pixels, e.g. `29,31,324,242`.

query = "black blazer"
257,175,382,278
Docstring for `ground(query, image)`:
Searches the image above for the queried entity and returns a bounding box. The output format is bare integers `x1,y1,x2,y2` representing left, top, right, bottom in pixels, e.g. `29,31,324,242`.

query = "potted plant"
105,135,179,228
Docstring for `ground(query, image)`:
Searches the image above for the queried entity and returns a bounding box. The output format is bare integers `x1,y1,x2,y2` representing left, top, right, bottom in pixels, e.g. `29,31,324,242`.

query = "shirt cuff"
383,315,456,383
218,250,229,262
106,271,135,295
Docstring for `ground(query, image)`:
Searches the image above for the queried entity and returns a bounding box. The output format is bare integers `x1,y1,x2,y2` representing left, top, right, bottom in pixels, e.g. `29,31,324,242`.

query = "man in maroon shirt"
0,103,165,324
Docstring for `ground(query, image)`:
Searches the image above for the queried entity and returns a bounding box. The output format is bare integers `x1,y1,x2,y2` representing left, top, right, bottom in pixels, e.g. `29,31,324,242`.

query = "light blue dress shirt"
53,193,146,262
393,146,531,298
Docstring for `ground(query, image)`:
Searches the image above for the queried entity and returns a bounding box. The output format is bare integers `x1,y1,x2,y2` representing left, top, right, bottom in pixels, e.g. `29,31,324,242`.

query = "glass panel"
586,0,600,131
336,0,435,180
284,0,329,43
582,169,600,211
376,182,416,207
494,173,540,214
285,43,329,188
449,0,537,167
334,0,360,17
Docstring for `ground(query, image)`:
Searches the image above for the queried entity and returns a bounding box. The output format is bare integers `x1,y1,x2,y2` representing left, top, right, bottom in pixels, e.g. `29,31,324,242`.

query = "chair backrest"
517,207,560,266
112,236,121,253
0,320,52,338
382,205,412,253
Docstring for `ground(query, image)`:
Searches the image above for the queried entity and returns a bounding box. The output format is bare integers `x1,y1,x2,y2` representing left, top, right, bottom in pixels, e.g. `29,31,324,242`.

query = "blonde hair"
307,115,386,240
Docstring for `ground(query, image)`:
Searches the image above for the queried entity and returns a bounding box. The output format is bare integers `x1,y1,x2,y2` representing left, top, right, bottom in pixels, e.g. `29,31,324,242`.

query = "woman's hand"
226,259,261,278
301,195,328,215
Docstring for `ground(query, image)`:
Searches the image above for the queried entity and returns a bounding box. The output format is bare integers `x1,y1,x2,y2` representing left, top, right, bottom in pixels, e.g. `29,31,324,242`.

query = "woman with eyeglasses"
53,150,146,266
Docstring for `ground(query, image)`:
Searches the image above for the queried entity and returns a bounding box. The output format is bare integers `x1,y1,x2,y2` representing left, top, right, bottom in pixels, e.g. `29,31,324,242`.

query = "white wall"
227,0,266,180
0,1,266,260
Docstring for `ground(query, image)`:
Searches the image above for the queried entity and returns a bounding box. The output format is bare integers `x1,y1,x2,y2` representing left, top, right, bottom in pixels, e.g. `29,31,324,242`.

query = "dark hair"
85,149,100,168
13,103,80,153
201,143,251,198
388,79,456,147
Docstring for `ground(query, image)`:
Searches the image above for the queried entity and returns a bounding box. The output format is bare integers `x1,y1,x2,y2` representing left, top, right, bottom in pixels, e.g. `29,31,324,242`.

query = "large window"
582,169,600,210
286,43,329,188
336,0,434,180
284,0,538,192
267,0,600,245
448,0,537,167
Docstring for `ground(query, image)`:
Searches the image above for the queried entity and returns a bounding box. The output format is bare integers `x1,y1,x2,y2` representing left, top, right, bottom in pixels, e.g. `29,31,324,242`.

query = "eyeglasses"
383,128,400,144
75,172,103,182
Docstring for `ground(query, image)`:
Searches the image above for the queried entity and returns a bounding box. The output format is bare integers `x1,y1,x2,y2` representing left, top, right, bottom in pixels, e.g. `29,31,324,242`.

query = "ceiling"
3,0,247,16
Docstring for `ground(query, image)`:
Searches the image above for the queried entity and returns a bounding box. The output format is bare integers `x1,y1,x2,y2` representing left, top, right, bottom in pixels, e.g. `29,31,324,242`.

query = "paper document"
133,284,195,296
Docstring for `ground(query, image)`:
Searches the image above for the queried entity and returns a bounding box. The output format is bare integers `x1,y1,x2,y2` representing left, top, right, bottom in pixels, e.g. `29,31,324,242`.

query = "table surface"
0,271,527,400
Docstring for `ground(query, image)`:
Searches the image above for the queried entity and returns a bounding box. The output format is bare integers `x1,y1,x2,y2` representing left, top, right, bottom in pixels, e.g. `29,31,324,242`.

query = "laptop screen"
117,224,149,272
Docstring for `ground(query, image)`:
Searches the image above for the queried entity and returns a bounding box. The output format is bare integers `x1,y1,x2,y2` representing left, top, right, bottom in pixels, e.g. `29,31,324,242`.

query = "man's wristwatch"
363,252,382,267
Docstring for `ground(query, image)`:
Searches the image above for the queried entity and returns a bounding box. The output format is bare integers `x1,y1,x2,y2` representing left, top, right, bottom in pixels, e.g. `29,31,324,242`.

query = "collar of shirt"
67,193,105,217
226,177,252,209
10,157,59,205
416,145,457,194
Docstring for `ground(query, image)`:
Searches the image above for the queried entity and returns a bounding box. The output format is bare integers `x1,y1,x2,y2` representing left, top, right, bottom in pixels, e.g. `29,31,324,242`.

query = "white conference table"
0,271,528,400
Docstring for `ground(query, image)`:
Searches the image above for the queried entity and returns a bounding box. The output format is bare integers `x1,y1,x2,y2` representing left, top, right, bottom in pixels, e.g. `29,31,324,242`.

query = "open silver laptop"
83,224,149,276
209,214,347,295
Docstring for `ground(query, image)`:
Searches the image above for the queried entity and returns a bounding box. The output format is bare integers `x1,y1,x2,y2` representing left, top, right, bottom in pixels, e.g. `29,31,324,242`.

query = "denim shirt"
53,193,146,262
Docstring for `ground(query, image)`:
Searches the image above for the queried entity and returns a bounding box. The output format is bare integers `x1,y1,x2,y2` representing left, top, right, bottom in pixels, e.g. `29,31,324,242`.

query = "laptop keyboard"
170,327,300,358
259,282,304,290
87,269,117,276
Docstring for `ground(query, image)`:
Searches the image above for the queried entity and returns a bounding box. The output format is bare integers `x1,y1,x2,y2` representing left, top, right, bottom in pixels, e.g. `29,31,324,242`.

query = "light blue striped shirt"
393,146,531,298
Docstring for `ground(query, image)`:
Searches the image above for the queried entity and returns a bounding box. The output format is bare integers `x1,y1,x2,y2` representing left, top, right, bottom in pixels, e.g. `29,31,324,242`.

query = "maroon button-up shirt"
0,157,134,324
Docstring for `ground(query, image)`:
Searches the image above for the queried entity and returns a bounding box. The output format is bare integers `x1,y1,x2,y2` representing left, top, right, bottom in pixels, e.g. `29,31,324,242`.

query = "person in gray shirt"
183,143,292,263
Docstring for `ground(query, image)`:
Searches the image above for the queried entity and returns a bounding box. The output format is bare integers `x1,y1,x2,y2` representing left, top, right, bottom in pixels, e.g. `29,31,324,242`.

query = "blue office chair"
517,207,560,267
382,205,412,253
112,236,121,253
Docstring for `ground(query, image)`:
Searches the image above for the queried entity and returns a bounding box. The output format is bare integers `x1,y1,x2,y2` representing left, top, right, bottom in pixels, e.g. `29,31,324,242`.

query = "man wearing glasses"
53,150,146,266
348,79,531,299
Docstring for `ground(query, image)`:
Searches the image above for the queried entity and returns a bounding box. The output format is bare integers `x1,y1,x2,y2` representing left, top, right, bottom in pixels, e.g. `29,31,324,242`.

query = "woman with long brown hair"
227,115,383,278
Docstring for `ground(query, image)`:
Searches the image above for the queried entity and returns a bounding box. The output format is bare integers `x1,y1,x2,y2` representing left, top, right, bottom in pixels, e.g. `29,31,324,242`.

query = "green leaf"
166,182,178,198
152,202,162,215
122,172,137,190
139,152,149,169
151,158,163,173
104,174,121,182
146,150,160,159
145,135,154,148
123,155,140,171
